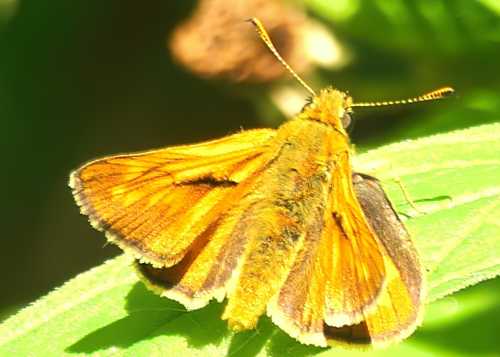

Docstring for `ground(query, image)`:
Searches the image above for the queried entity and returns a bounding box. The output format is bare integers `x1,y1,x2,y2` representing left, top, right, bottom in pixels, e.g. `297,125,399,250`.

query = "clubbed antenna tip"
351,87,455,108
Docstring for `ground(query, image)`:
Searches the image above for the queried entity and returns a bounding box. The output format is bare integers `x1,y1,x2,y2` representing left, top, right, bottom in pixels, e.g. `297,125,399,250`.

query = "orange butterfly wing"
70,129,276,269
346,174,424,347
267,170,424,347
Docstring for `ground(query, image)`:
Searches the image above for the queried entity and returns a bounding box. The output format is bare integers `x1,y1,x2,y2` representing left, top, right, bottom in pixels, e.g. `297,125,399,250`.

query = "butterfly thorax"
298,88,352,132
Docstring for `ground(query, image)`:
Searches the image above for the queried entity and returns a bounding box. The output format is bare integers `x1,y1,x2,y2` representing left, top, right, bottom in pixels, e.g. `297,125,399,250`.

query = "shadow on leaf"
67,282,185,353
66,280,326,356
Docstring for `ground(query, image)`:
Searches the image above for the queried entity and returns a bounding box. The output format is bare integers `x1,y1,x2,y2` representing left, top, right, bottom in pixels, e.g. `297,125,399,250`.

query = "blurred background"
1,0,499,347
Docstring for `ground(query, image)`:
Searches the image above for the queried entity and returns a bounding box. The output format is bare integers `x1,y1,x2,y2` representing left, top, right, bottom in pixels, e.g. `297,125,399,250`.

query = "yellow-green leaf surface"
1,123,499,357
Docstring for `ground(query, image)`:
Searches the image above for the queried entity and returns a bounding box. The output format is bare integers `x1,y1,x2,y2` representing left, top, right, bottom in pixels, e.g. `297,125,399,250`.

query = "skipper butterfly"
69,18,453,347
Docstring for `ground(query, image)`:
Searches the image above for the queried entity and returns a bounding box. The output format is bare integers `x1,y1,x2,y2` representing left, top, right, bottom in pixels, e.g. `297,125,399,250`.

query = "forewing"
323,155,387,328
325,174,425,347
348,174,424,346
70,129,276,268
134,165,269,309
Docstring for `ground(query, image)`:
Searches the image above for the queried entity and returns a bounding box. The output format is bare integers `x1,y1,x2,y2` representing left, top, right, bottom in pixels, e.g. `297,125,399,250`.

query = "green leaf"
1,123,499,356
306,0,500,55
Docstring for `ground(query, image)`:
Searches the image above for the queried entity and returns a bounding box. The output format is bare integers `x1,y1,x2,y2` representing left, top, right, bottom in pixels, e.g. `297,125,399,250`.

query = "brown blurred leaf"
169,0,311,82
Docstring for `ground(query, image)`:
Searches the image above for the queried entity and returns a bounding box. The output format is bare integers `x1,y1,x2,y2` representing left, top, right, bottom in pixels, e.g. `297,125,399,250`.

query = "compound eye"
341,112,352,129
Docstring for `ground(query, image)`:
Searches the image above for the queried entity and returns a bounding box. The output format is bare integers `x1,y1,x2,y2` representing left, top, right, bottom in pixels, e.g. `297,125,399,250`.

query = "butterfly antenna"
249,17,316,97
351,87,455,108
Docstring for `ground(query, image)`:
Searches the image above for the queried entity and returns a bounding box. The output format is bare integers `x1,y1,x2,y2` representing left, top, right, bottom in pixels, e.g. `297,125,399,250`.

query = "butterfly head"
301,87,353,131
